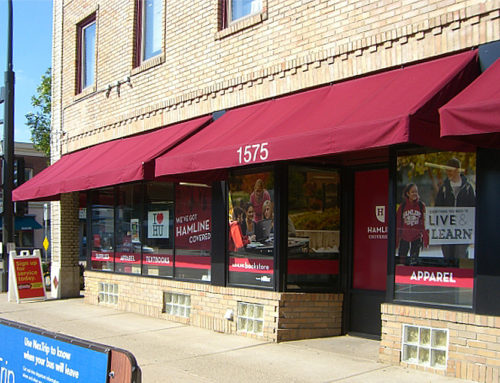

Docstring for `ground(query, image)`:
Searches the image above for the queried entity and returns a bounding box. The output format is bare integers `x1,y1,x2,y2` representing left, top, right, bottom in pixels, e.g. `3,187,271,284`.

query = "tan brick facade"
50,192,81,298
50,0,500,380
53,0,500,155
84,271,343,342
381,303,500,382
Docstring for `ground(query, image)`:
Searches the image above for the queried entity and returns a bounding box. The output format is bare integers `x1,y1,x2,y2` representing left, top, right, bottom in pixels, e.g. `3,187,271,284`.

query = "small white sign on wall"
148,211,169,239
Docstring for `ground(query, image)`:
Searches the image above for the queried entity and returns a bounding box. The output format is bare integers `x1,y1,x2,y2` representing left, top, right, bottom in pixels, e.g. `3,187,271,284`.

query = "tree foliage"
397,151,476,180
26,68,51,158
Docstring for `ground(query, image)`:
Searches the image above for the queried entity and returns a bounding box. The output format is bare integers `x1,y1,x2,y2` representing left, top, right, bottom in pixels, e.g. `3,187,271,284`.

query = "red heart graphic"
156,213,164,224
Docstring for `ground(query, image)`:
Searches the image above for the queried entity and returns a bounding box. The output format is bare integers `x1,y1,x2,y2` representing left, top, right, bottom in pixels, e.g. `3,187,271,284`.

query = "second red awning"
155,51,478,177
440,57,500,148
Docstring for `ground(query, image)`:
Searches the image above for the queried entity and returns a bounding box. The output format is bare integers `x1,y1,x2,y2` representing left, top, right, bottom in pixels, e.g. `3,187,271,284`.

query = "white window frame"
81,20,96,90
227,0,263,24
140,0,163,62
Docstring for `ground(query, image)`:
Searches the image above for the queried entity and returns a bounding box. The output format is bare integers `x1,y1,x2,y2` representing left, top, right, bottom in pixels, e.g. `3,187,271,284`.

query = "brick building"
13,1,500,381
0,142,47,251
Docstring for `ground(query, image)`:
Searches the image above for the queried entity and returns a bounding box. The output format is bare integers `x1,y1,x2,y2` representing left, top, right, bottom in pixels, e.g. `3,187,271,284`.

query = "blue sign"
0,323,109,383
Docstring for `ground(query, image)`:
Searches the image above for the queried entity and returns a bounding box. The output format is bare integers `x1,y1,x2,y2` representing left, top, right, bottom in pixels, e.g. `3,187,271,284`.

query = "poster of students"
396,151,476,268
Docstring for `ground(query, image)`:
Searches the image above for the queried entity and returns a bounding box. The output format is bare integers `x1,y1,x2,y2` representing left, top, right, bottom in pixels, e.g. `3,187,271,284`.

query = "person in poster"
396,183,429,265
240,203,257,241
250,179,271,221
435,157,476,266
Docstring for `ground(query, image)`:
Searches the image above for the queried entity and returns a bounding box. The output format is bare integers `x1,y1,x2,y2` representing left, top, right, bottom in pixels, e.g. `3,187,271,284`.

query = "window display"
174,183,212,281
287,166,340,291
394,151,476,307
115,184,143,274
142,183,174,277
228,170,275,288
90,188,115,271
89,181,212,280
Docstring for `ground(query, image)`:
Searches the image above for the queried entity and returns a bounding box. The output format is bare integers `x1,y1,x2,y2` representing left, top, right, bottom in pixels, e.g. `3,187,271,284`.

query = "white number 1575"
236,143,269,164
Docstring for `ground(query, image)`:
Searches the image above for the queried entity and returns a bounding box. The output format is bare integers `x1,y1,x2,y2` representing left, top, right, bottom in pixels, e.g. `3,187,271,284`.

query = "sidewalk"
0,293,473,383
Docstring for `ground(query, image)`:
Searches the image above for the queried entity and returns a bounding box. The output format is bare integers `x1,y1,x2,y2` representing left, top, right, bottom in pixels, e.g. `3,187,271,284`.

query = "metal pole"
1,0,15,292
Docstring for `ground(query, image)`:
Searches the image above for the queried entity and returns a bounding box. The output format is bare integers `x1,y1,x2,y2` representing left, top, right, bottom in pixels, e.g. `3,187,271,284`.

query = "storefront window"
91,188,115,271
394,151,476,308
143,182,174,277
287,166,340,291
174,183,212,281
228,170,275,288
115,184,143,274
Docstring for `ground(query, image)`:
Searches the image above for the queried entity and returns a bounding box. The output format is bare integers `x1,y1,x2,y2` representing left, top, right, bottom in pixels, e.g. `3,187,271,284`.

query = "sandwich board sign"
8,249,46,303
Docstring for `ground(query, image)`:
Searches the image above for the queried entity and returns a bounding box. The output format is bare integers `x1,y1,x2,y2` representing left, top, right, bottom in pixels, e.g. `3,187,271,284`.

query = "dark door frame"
341,163,389,338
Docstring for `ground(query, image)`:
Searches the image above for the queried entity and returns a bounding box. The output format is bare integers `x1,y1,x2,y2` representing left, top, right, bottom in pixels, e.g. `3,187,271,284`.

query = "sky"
0,0,53,143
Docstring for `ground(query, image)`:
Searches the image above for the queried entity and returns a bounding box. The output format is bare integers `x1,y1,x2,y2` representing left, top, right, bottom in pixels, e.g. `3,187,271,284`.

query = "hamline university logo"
376,205,386,223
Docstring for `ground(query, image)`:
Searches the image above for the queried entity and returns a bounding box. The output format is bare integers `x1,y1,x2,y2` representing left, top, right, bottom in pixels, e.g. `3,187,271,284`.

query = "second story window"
77,15,96,93
227,0,262,24
136,0,163,66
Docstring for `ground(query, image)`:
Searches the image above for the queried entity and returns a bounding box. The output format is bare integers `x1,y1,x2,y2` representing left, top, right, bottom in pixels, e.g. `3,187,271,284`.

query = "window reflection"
228,171,275,288
115,184,143,274
287,166,341,291
174,183,212,281
395,151,476,308
142,182,174,277
230,0,262,22
91,188,115,271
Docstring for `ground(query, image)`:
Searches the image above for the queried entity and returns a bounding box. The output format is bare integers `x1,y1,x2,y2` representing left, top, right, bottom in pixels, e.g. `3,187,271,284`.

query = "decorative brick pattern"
380,303,500,382
84,271,343,342
53,1,500,154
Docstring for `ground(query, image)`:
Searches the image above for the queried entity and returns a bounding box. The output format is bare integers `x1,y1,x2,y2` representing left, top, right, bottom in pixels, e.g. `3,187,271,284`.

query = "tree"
26,68,51,158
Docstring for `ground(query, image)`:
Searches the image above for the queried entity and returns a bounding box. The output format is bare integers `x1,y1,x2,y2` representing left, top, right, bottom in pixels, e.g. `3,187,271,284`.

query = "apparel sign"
395,265,474,288
148,210,169,238
426,207,475,245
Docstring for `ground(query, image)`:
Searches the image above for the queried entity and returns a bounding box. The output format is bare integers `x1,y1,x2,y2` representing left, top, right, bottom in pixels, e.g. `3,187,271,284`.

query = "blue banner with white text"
0,323,109,383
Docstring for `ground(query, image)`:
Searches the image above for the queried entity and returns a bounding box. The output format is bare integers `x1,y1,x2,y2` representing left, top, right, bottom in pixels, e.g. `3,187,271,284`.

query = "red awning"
13,116,211,201
155,51,478,177
440,57,500,148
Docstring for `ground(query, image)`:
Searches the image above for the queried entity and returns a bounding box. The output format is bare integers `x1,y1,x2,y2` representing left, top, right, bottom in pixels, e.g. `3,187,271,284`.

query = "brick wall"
50,192,81,298
84,271,343,342
380,303,500,382
54,0,500,153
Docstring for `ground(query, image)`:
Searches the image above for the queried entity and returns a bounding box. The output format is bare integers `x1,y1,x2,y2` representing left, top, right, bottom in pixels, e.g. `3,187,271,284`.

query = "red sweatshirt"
396,197,428,244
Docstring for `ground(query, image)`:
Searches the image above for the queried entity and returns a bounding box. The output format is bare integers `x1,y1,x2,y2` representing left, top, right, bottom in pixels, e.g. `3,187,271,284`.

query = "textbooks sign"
0,323,109,383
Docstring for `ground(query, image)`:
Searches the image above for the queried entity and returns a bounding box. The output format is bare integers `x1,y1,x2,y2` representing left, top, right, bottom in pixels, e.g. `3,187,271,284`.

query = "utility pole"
1,0,15,292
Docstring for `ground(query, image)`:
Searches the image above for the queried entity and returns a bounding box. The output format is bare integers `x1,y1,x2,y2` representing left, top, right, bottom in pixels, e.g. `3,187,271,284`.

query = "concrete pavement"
0,293,473,383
